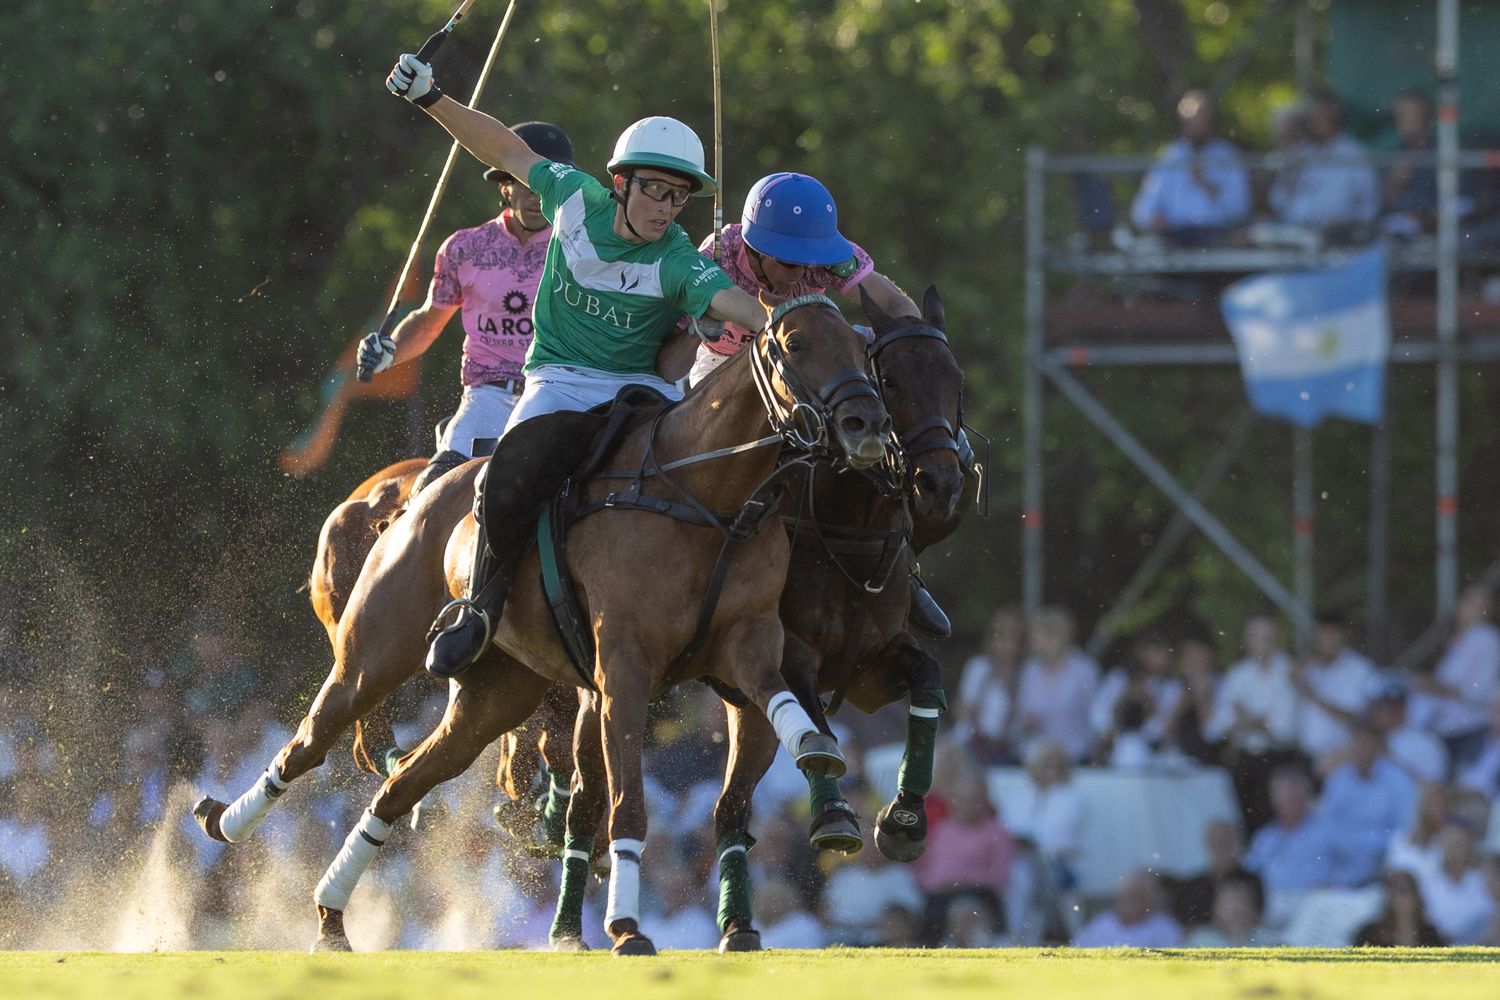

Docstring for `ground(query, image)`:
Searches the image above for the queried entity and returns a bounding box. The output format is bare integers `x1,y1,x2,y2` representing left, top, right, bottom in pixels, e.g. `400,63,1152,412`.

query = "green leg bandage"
896,687,947,797
381,747,403,779
541,770,571,847
549,834,593,945
805,771,845,814
715,830,755,934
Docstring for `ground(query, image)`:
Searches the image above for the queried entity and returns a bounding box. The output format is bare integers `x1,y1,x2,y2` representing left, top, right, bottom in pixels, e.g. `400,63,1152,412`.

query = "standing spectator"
952,607,1025,765
1073,870,1183,948
1015,608,1100,762
1317,720,1417,887
1267,89,1379,240
1090,629,1182,766
1413,584,1500,771
1352,870,1444,947
1129,90,1250,246
1005,740,1086,944
1456,696,1500,799
1184,875,1279,947
1164,818,1262,929
1386,783,1453,877
1346,679,1448,784
1206,615,1304,832
1242,767,1340,926
1161,627,1221,764
1380,91,1438,237
1291,611,1377,761
913,761,1016,943
1415,823,1497,944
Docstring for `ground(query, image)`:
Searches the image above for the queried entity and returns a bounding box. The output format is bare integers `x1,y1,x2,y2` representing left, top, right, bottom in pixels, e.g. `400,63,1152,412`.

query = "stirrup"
425,597,495,649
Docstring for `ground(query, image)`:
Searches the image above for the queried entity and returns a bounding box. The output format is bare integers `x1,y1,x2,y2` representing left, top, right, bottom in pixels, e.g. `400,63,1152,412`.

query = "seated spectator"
1015,607,1100,763
1129,90,1250,247
871,902,924,948
1242,766,1340,925
952,606,1025,765
1005,740,1085,944
1380,90,1438,238
1416,823,1497,944
1090,629,1182,767
1386,783,1453,877
1164,818,1262,929
913,759,1016,943
1184,875,1279,947
936,891,1005,948
1267,89,1379,242
644,863,718,950
1073,870,1183,948
1352,870,1445,947
1160,626,1221,764
820,838,924,946
1412,584,1500,771
1317,720,1417,887
1477,855,1500,947
1291,611,1377,761
1455,695,1500,799
1344,678,1447,784
755,876,826,950
0,759,52,897
1205,615,1305,832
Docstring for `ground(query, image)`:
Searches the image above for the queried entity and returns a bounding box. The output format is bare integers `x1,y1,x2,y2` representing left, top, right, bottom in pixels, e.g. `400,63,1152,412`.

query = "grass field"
4,949,1500,1000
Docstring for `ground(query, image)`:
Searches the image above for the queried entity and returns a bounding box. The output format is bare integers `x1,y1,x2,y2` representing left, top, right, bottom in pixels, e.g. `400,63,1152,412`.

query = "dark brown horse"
198,295,889,955
549,286,970,952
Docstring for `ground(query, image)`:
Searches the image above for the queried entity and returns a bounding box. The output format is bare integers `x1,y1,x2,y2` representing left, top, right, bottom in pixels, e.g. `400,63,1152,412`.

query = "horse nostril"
839,414,868,437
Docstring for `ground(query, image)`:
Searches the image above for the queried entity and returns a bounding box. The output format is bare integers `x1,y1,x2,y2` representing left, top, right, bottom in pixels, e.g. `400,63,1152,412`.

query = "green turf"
3,949,1499,1000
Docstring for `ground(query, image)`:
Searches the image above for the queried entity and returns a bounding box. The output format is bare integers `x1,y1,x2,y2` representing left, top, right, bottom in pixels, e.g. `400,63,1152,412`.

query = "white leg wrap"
767,691,817,759
604,838,645,930
909,705,941,719
314,810,393,911
551,771,572,797
218,762,289,842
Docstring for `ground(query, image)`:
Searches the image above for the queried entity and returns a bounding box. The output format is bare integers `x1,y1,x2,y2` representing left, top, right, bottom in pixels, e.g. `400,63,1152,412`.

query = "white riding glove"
358,332,397,376
386,53,444,108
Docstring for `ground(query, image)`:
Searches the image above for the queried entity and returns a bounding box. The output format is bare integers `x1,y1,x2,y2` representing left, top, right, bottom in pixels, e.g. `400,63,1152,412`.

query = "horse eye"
880,375,897,390
785,336,806,355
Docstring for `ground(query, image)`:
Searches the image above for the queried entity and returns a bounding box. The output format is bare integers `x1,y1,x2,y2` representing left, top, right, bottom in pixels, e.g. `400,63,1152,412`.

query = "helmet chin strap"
610,172,651,243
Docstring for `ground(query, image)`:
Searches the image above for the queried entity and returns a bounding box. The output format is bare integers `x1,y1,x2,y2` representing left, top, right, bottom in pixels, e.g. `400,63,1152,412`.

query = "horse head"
862,285,966,520
755,292,890,470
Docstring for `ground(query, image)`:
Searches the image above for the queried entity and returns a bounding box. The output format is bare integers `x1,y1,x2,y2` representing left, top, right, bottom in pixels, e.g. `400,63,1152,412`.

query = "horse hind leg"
871,642,947,863
549,692,608,951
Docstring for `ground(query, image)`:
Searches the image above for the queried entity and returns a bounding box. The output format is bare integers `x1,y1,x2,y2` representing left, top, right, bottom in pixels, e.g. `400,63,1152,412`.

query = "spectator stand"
1023,3,1500,659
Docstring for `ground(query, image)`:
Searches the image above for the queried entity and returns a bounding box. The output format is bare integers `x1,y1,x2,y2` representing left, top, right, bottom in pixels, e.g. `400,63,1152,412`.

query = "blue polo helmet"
740,172,854,267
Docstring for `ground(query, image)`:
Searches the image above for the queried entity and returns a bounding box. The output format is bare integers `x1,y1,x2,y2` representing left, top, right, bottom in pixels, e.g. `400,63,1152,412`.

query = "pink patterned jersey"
429,210,550,385
696,223,874,357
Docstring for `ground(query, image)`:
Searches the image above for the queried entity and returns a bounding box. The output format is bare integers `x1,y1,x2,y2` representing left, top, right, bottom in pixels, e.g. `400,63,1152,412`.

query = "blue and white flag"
1220,246,1391,427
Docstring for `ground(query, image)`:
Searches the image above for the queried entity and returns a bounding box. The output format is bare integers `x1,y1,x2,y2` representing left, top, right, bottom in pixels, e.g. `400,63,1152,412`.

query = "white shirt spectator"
1297,649,1377,757
821,863,925,940
1130,137,1251,231
1089,669,1183,744
648,903,720,950
760,910,827,949
1386,832,1442,879
1004,779,1084,861
1205,653,1301,753
1269,134,1379,227
1418,623,1500,737
1387,725,1449,784
1016,651,1100,762
1073,910,1183,948
0,815,49,884
953,654,1014,746
1419,865,1497,943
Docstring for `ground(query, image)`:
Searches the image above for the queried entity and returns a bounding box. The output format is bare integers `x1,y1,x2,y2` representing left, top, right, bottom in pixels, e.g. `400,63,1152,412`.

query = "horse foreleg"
710,701,779,953
725,614,846,778
596,646,656,957
778,635,863,856
550,691,607,951
311,653,549,951
863,638,947,863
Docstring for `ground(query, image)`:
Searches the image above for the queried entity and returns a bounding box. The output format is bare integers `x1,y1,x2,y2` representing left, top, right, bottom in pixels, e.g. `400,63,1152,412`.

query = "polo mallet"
358,0,518,383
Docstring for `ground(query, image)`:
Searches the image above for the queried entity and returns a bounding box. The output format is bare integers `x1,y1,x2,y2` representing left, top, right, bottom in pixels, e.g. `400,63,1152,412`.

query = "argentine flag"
1220,246,1390,428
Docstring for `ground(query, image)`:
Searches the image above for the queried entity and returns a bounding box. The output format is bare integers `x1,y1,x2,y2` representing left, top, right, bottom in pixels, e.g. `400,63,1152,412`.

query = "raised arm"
705,285,771,332
386,53,543,182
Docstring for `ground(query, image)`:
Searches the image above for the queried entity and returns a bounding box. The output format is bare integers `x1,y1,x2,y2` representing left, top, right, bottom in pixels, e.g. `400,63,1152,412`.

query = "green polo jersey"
523,159,733,375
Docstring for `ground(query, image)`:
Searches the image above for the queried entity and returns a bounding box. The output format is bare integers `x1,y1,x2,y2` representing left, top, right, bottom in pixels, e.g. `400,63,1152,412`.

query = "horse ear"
858,284,894,332
922,284,945,330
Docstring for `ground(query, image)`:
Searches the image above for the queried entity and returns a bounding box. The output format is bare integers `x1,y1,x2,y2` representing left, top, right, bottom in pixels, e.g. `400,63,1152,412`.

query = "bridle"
866,320,965,464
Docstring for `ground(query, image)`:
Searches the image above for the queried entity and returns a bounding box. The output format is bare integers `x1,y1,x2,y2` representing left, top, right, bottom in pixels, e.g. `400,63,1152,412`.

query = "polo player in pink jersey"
358,123,576,495
688,172,956,638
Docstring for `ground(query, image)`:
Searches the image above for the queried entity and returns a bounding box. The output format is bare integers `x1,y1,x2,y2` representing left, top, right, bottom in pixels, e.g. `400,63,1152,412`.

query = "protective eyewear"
630,176,693,207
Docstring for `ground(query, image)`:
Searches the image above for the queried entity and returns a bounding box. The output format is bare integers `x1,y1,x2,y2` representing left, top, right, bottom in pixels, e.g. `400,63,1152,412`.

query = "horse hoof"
874,799,927,863
718,929,762,953
192,797,230,843
611,933,657,957
809,803,863,855
311,906,352,952
793,732,847,778
550,935,590,952
492,797,536,840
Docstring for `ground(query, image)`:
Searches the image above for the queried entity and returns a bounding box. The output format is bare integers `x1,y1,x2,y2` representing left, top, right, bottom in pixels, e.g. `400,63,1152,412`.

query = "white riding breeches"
687,343,733,388
502,364,683,436
441,383,522,457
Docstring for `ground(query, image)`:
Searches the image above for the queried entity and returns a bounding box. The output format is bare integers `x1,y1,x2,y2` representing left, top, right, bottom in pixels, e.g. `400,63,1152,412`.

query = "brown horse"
198,295,889,955
548,286,970,951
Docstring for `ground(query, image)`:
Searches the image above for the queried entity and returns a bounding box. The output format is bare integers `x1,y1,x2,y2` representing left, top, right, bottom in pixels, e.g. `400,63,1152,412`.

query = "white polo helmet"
606,116,717,197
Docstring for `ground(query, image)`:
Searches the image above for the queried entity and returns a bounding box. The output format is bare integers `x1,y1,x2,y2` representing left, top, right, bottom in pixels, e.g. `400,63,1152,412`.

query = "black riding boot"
411,448,470,497
426,467,515,678
907,571,951,639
